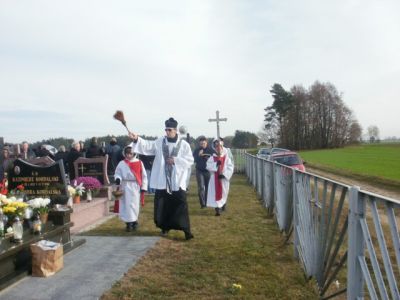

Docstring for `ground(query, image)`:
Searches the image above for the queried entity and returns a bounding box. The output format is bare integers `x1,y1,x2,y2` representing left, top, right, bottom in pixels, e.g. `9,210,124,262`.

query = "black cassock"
154,189,191,234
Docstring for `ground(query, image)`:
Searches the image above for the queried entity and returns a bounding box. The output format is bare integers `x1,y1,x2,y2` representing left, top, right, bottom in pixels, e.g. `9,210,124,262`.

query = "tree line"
30,135,158,152
264,81,362,150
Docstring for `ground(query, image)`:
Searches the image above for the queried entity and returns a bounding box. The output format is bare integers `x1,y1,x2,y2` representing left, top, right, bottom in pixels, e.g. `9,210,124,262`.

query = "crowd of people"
0,138,138,182
1,116,235,241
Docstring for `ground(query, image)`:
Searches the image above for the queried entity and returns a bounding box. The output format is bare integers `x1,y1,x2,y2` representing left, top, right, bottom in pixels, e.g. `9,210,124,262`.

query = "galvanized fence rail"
245,153,400,300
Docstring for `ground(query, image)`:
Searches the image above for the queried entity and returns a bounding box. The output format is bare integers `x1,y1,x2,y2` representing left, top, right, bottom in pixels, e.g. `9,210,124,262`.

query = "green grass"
299,143,400,188
87,175,318,299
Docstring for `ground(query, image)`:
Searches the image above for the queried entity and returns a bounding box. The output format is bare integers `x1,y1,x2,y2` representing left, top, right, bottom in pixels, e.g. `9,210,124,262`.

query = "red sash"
124,159,145,207
113,199,120,213
213,155,226,201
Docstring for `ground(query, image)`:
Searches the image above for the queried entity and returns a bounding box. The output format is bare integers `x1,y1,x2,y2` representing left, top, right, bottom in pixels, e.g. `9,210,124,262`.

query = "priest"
128,117,194,240
206,138,234,216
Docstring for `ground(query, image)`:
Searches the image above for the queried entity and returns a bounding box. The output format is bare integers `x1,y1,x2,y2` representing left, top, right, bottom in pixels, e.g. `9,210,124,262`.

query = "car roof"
271,147,290,152
270,151,298,157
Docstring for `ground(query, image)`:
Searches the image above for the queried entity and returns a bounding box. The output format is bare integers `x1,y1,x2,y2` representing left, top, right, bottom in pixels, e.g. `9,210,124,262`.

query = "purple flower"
75,177,102,190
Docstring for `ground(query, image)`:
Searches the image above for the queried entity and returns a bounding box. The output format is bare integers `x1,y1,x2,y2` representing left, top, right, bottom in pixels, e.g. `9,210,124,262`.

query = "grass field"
299,143,400,188
85,175,318,299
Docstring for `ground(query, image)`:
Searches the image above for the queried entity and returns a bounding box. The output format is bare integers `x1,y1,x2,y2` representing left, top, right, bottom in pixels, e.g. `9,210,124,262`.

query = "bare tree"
266,81,358,150
367,125,380,142
348,120,362,144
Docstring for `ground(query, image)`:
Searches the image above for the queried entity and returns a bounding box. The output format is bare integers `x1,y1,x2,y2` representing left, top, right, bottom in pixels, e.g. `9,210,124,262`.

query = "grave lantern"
12,216,23,242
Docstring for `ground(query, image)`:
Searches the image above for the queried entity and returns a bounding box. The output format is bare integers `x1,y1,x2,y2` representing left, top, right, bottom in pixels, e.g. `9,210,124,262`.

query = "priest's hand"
218,174,225,179
128,131,139,142
166,157,174,165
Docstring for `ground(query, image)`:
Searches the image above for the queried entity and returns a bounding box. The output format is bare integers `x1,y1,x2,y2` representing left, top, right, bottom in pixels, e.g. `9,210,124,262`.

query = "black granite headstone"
24,156,55,166
8,158,68,204
73,155,109,185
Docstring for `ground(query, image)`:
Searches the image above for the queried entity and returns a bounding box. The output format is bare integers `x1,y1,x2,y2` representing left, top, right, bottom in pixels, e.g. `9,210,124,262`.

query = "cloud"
0,0,399,143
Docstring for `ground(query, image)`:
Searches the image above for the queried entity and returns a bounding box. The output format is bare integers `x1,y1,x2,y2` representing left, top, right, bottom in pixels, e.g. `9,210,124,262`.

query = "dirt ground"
306,166,400,201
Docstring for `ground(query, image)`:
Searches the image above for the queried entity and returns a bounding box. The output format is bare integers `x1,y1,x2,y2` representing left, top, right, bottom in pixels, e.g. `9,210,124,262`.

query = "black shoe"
126,223,132,232
215,211,221,216
132,222,139,231
185,232,194,240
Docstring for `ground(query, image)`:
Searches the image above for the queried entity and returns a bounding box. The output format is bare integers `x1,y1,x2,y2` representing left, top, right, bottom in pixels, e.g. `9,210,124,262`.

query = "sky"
1,0,400,144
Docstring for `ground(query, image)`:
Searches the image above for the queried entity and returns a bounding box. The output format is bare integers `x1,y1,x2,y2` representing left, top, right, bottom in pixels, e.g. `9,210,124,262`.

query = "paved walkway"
0,236,159,300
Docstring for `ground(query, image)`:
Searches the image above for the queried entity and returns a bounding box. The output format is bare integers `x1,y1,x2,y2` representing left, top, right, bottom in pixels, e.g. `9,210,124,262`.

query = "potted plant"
75,177,102,201
69,182,86,204
27,197,51,224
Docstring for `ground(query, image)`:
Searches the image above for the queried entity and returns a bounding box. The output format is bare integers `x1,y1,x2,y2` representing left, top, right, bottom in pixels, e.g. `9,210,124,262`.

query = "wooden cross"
208,110,227,138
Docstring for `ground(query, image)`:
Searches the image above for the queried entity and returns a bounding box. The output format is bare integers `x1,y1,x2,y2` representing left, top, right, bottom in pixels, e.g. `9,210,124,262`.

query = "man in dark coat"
54,145,69,173
66,141,83,181
193,136,214,208
105,137,122,174
86,137,105,158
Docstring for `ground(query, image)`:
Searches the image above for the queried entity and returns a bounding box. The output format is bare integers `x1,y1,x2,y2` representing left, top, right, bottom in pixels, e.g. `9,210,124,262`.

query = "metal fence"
245,153,400,300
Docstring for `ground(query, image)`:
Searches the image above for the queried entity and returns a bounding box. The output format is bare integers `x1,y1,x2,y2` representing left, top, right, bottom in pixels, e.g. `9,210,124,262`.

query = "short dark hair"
199,136,207,142
165,117,178,129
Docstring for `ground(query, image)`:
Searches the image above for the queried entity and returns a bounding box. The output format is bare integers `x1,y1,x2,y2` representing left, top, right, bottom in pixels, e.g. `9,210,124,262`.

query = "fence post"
256,158,260,196
272,162,277,212
254,158,258,190
292,170,299,258
251,157,254,185
347,186,365,299
261,159,265,204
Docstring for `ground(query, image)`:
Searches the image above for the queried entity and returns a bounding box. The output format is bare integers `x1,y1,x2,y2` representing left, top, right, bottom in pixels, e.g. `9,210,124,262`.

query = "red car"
269,151,306,172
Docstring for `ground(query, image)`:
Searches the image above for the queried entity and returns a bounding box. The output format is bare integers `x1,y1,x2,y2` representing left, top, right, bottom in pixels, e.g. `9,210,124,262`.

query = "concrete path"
0,236,159,300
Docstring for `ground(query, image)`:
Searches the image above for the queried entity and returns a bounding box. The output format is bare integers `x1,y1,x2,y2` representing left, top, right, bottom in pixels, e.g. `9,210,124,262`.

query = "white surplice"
130,136,194,191
114,158,148,222
206,148,234,208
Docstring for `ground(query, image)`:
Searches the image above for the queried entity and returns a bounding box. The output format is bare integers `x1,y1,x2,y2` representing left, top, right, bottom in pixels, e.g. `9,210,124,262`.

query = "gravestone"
24,156,55,166
73,155,109,185
8,158,68,204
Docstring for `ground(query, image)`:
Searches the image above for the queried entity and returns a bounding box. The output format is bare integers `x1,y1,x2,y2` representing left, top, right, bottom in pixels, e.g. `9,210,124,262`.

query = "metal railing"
245,153,400,300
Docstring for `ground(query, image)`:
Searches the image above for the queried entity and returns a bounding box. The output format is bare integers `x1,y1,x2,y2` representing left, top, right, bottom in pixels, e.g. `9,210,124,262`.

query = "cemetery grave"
0,155,113,290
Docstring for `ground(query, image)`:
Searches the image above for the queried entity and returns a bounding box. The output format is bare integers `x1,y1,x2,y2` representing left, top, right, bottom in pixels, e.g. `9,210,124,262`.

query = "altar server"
206,138,234,216
115,146,147,231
